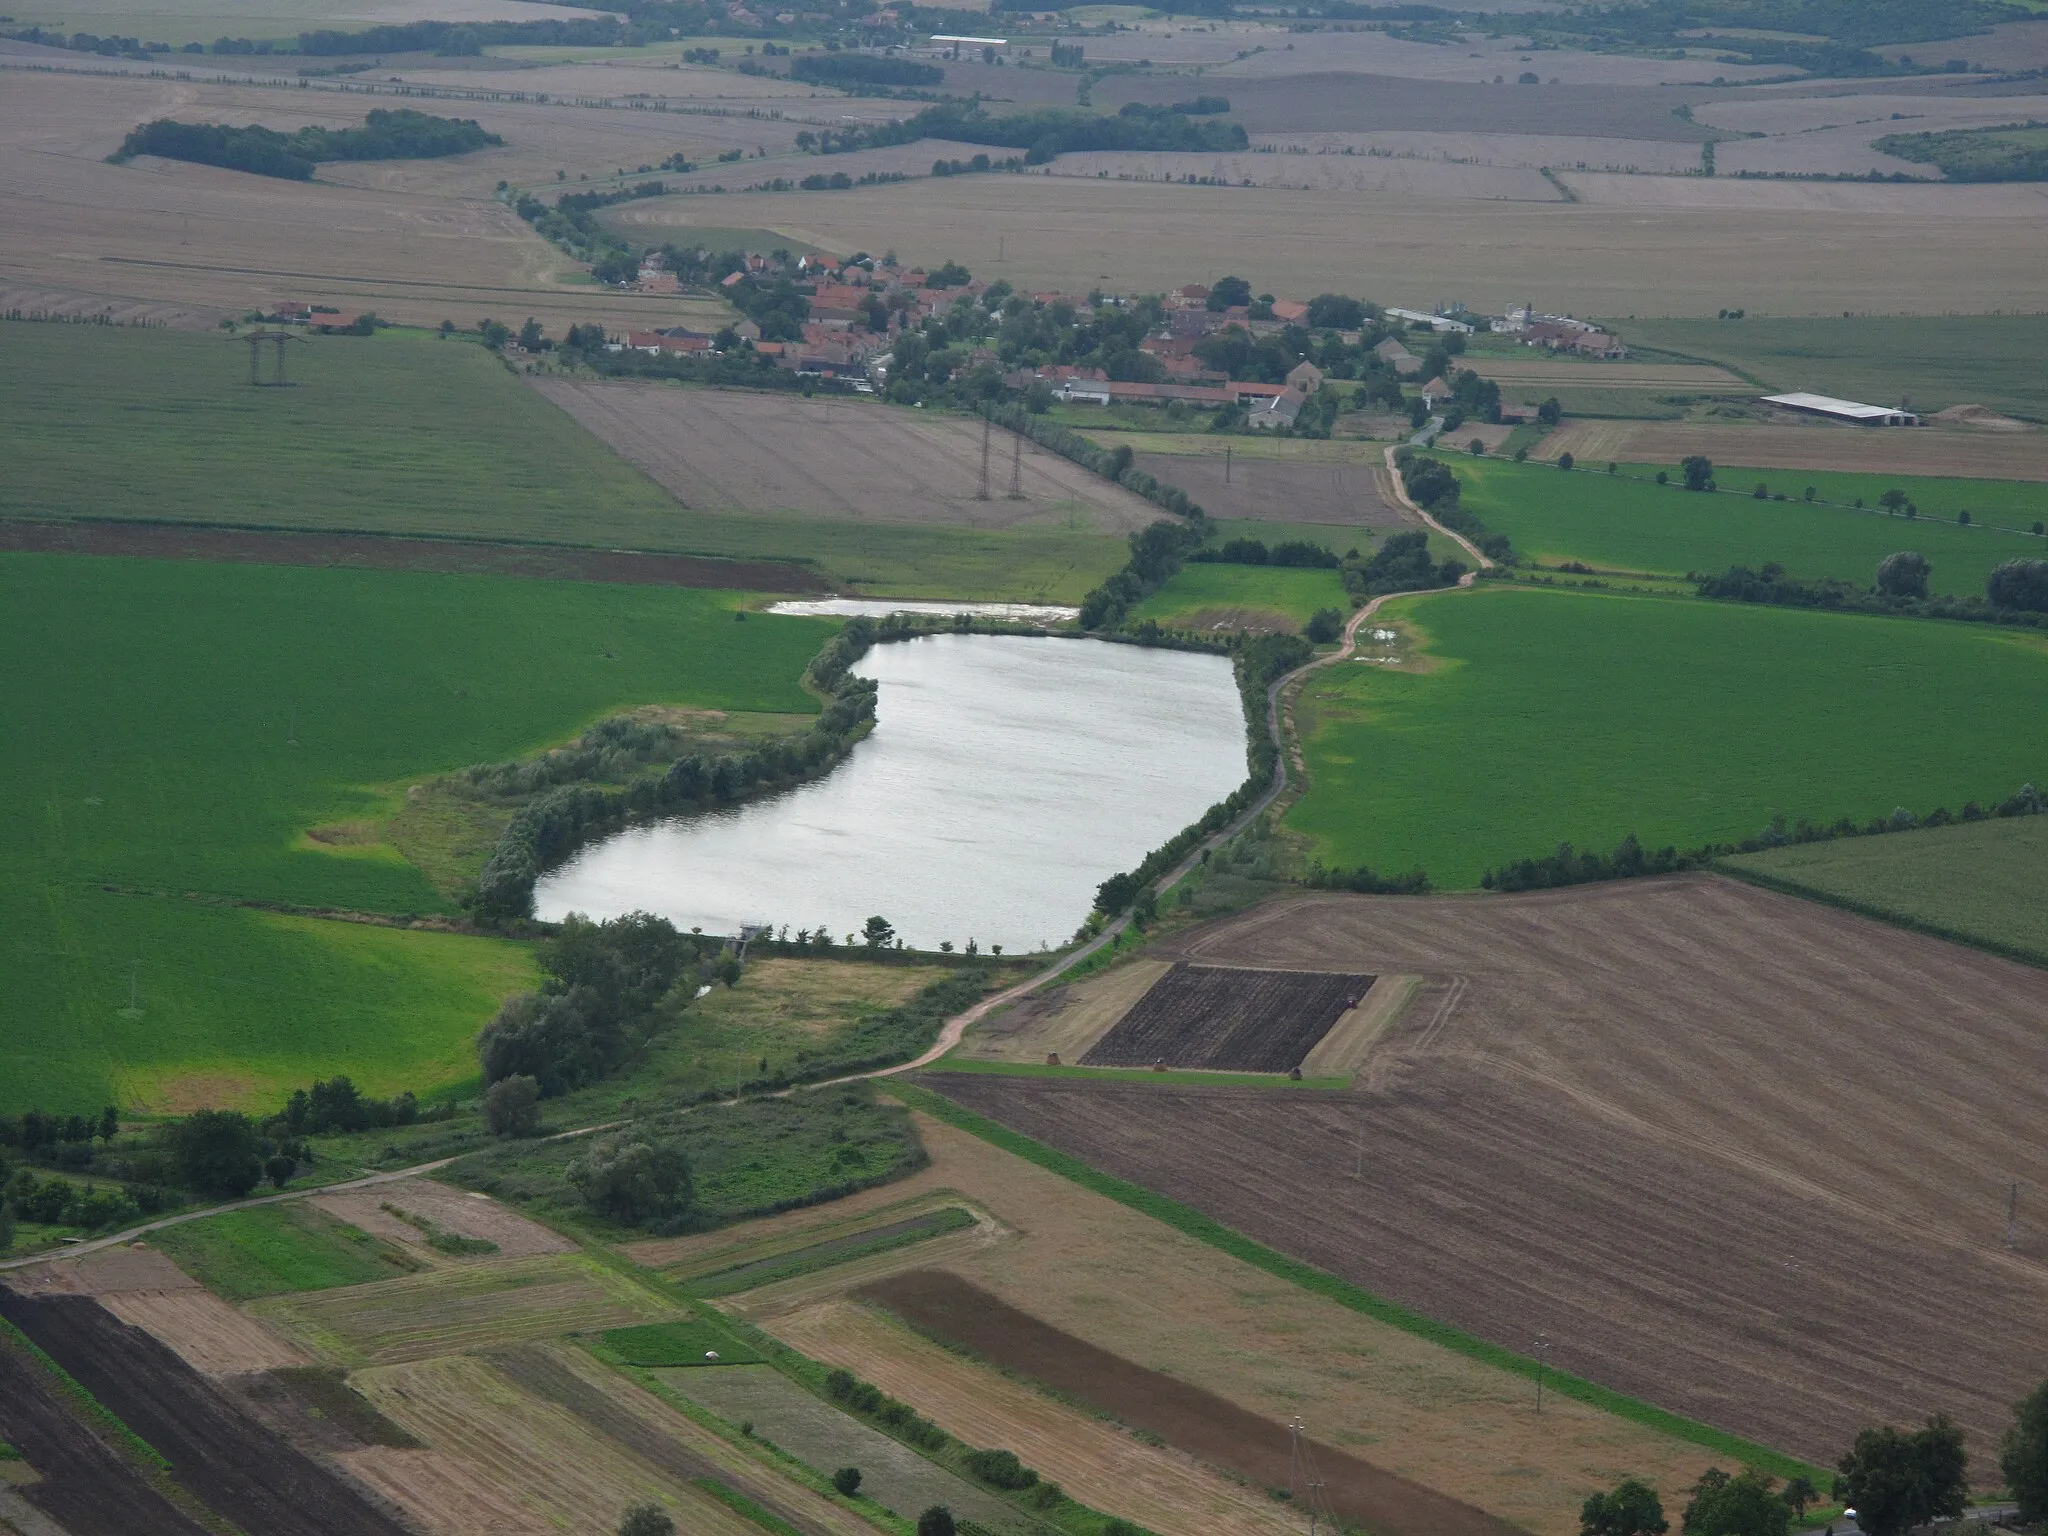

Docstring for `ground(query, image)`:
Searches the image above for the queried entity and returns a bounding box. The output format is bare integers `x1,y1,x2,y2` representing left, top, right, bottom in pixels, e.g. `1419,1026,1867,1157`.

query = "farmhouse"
1762,391,1921,427
1374,337,1422,376
1248,387,1306,430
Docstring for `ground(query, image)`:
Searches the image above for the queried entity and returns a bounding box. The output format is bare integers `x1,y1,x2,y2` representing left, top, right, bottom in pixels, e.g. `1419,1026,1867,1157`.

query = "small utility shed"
1762,392,1920,426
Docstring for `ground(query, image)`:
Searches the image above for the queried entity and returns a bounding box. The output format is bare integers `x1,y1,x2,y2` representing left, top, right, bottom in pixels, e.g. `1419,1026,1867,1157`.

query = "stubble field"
924,873,2048,1471
1539,420,2048,483
1128,445,1410,528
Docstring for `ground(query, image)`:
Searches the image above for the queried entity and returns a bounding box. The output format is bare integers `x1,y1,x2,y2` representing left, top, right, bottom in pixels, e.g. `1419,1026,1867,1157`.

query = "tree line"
110,110,499,181
1695,554,2048,630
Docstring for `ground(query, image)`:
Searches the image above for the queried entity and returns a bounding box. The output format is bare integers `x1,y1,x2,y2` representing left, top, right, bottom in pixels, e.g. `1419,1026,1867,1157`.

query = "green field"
601,1319,764,1366
2,552,832,1113
0,323,1128,601
151,1203,419,1299
1456,458,2045,594
1625,464,2048,537
1131,561,1347,632
1620,315,2048,423
1287,586,2048,886
1723,816,2048,967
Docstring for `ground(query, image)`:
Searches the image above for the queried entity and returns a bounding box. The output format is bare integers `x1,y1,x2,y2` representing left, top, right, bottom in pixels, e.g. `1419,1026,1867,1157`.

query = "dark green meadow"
1,552,832,1114
1287,585,2048,888
1456,458,2045,594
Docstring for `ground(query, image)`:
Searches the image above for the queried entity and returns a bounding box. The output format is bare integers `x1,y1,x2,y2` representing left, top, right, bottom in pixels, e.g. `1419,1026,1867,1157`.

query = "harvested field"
1298,974,1418,1077
617,175,2048,316
636,1188,979,1278
1536,420,2048,481
926,874,2048,1471
1082,962,1373,1072
957,957,1173,1064
1467,358,1746,393
1252,130,1706,175
701,1113,1727,1536
1052,152,1562,201
1,1243,195,1296
310,1178,575,1261
335,1446,549,1536
0,280,223,328
233,1365,422,1452
0,1331,214,1536
663,1363,1031,1532
690,1208,977,1296
0,518,826,591
868,1269,1514,1536
0,1291,412,1535
772,1297,1303,1536
529,380,1161,534
350,1354,760,1536
250,1254,676,1367
100,1289,311,1377
1130,450,1410,528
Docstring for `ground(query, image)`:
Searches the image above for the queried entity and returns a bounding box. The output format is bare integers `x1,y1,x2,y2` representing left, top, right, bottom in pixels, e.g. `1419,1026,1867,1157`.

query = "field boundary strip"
931,1057,1354,1089
891,1083,1828,1485
1712,861,2048,971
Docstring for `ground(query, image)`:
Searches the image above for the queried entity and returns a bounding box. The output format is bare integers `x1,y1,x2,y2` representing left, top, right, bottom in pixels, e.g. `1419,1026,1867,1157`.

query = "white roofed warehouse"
1761,392,1920,426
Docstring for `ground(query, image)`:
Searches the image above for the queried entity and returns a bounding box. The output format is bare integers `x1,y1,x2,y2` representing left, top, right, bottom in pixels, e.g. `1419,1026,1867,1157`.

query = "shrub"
617,1506,674,1536
917,1509,956,1536
483,1075,542,1138
1304,607,1344,643
566,1134,692,1224
832,1467,863,1497
1874,551,1930,599
1988,558,2048,612
162,1110,263,1199
962,1448,1037,1490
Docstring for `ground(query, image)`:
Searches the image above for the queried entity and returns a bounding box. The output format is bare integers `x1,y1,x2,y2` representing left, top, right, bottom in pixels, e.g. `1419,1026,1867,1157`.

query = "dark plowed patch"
0,1337,212,1536
1083,963,1372,1071
0,517,827,592
859,1269,1516,1536
0,1292,411,1536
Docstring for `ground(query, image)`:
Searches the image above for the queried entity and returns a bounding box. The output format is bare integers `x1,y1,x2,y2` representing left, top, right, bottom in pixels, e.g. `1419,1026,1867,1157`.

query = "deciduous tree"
2001,1380,2048,1525
1836,1417,1968,1536
1580,1477,1668,1536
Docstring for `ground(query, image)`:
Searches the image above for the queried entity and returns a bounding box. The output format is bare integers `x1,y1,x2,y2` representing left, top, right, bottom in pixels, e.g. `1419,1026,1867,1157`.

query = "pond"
533,633,1248,953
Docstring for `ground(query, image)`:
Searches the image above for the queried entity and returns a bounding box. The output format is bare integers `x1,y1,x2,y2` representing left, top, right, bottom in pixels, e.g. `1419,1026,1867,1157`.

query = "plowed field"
1083,963,1373,1071
1129,451,1411,528
925,874,2048,1471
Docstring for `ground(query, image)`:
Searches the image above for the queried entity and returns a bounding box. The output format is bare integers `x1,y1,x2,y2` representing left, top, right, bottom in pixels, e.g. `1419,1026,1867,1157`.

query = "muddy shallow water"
534,633,1247,953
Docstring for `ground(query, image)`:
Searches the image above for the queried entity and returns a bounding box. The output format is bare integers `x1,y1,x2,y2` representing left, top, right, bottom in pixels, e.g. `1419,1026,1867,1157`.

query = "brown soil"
0,1335,213,1536
923,874,2048,1471
333,1446,552,1536
1083,962,1373,1071
530,380,1162,534
1132,450,1412,529
863,1269,1518,1536
2,1244,196,1296
0,516,826,590
0,1291,413,1535
99,1290,311,1377
311,1178,574,1261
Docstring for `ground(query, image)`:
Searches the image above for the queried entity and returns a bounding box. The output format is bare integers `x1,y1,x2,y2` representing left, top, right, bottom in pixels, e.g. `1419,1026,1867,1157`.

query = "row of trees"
1696,555,2048,628
1583,1386,2048,1536
111,110,499,181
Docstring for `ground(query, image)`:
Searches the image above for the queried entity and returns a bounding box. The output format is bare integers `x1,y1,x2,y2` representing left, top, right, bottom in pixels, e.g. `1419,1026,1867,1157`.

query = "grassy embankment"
1286,585,2048,888
0,321,1129,600
1,551,831,1114
1621,313,2048,423
1129,561,1348,633
1722,816,2048,968
1455,458,2045,593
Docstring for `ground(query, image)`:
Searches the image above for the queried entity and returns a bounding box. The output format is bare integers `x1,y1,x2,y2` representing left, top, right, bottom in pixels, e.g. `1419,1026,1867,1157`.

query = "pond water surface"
534,633,1247,952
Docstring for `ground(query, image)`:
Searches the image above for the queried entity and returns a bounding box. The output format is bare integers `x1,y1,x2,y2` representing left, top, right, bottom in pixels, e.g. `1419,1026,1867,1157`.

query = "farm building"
1761,392,1921,426
1249,387,1306,430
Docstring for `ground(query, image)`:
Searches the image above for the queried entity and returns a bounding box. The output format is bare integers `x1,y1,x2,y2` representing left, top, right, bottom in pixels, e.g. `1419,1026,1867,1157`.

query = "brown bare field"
0,518,827,590
100,1290,312,1376
311,1178,575,1261
530,380,1162,532
0,279,224,327
1253,131,1705,175
349,1353,761,1536
1129,450,1411,529
1051,152,1561,201
0,71,741,332
704,1110,1725,1536
1298,973,1418,1076
773,1297,1307,1536
250,1254,675,1367
616,175,2048,316
3,1244,197,1295
1082,963,1371,1072
926,874,2048,1473
956,956,1171,1063
1469,358,1747,392
335,1446,550,1536
1538,419,2048,480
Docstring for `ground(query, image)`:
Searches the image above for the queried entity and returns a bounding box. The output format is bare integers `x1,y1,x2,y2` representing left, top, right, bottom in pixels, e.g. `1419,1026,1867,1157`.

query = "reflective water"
534,633,1247,952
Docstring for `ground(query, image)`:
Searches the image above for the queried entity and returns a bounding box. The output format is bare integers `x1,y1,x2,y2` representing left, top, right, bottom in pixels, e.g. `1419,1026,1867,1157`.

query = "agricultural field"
1539,419,2048,485
1285,585,2048,887
1125,443,1410,529
926,872,2048,1472
1129,560,1347,634
0,550,831,1112
1723,814,2048,967
1451,458,2047,592
1622,314,2048,423
151,1204,424,1302
708,1109,1739,1536
9,0,608,46
0,1289,414,1535
526,380,1151,598
954,957,1174,1065
1081,963,1372,1072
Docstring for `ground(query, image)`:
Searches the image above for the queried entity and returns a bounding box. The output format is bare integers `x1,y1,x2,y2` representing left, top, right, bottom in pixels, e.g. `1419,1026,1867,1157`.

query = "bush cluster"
825,1368,948,1450
1695,559,2048,630
111,110,499,180
1187,537,1339,569
1343,529,1467,599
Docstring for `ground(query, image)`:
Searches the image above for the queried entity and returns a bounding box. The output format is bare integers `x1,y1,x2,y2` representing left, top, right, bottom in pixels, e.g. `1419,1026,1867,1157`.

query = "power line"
977,414,992,500
1007,426,1023,499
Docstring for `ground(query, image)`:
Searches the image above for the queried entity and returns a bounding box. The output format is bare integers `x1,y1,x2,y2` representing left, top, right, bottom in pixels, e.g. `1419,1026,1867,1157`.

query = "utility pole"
1007,427,1023,498
977,413,992,499
1224,444,1231,484
1288,1418,1333,1536
1534,1333,1552,1413
119,959,144,1020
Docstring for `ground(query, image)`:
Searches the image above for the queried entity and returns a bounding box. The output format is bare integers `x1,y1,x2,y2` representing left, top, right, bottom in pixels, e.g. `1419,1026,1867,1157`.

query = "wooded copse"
111,110,501,180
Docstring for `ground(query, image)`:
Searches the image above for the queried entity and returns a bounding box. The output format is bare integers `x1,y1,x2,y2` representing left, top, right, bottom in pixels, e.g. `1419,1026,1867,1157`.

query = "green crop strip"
894,1082,1828,1486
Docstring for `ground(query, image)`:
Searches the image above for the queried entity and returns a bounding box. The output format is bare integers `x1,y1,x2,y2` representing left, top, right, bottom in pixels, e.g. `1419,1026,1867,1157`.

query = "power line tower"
1288,1418,1336,1535
238,329,303,386
1007,426,1024,499
977,413,992,500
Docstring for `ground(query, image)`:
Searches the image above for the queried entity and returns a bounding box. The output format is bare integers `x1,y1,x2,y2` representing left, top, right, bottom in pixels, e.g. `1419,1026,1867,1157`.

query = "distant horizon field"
1287,586,2048,887
1455,458,2045,594
1,552,832,1113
